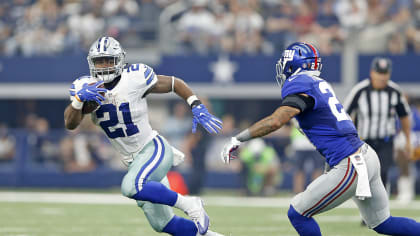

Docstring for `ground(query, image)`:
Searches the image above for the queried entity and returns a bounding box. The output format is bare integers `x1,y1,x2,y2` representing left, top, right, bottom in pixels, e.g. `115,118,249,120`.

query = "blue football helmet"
276,42,322,87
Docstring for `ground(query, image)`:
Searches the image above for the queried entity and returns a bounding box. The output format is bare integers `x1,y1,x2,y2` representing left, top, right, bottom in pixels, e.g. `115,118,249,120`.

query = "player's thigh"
353,145,390,228
137,177,175,232
291,157,357,217
121,135,174,197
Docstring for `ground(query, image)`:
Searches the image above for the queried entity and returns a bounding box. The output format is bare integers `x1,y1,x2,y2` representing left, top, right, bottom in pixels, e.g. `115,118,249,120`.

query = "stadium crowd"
0,0,420,56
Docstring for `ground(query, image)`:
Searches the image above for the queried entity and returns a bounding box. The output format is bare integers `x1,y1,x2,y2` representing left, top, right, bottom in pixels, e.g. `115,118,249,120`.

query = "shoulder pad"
123,63,157,86
281,74,314,98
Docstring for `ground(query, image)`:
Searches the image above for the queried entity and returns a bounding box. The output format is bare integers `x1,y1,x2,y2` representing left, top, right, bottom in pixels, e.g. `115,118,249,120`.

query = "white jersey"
70,63,158,156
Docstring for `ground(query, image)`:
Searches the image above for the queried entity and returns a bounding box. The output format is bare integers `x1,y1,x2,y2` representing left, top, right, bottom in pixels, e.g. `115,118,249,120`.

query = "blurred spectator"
412,100,420,160
388,31,407,54
366,0,388,25
0,123,15,162
211,4,235,52
288,125,324,194
28,117,61,167
161,101,192,150
387,0,412,25
67,0,106,49
265,1,297,53
59,119,121,172
205,113,240,171
294,2,315,37
184,99,218,195
103,0,139,43
308,0,343,54
394,98,420,203
177,0,215,54
135,0,163,43
406,0,420,52
334,0,368,30
239,138,280,196
230,0,264,54
0,0,420,55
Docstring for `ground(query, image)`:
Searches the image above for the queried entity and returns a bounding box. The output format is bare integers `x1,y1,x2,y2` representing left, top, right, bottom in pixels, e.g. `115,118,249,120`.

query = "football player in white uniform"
64,37,224,236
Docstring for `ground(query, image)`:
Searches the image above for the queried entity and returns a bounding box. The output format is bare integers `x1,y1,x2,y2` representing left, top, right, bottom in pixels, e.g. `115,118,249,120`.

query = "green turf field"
1,192,420,236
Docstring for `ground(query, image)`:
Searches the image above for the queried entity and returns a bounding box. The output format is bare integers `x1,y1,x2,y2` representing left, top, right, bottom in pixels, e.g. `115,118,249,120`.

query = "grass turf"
1,200,420,236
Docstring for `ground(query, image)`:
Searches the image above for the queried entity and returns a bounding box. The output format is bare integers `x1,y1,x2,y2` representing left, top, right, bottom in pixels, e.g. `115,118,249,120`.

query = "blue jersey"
282,71,363,167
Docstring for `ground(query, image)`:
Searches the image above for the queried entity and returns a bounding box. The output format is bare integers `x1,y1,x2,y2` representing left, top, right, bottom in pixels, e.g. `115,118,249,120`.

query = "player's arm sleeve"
281,75,318,110
140,64,158,98
396,91,411,117
280,94,314,113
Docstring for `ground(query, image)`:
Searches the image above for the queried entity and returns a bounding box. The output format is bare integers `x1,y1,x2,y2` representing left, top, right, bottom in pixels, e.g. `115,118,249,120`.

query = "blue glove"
192,104,223,134
75,81,107,105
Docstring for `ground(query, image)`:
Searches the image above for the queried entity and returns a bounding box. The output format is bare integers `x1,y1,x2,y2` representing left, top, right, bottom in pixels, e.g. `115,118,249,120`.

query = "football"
81,82,106,114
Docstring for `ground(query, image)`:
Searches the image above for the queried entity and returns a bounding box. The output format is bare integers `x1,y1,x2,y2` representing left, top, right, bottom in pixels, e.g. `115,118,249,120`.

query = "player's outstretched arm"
148,75,222,134
64,104,84,130
221,105,300,163
247,105,300,139
148,75,194,100
221,93,314,163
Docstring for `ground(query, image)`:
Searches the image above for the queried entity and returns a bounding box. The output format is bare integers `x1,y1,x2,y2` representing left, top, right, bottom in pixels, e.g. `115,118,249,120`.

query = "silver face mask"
275,59,287,88
87,37,126,83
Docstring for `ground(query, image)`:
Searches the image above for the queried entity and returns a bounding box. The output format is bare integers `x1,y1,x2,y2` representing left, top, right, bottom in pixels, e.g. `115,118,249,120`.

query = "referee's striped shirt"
343,79,411,140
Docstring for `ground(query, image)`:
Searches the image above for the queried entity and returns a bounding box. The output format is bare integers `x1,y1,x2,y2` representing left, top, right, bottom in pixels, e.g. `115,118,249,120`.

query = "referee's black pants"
364,139,394,188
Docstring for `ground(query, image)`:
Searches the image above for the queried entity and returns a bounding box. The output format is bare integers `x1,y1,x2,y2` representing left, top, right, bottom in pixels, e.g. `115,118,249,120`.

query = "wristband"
71,99,84,110
235,129,252,142
187,95,199,105
171,76,175,92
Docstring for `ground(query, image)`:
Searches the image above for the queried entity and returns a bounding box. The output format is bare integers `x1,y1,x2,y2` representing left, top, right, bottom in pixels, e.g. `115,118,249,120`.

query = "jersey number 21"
319,81,351,122
96,103,139,139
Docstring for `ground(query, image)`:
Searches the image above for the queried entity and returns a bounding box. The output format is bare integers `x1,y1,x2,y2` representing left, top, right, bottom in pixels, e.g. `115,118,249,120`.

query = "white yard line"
0,191,419,209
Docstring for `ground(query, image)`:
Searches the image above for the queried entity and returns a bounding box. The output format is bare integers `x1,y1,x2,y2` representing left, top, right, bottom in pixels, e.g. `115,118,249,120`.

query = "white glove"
221,137,242,164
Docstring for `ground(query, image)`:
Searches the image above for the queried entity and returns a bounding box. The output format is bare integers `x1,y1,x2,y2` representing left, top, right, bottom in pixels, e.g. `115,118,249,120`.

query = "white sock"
174,194,191,211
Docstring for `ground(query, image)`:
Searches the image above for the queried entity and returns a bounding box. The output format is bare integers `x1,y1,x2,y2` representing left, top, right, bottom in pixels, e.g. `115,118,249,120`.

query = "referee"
344,57,412,190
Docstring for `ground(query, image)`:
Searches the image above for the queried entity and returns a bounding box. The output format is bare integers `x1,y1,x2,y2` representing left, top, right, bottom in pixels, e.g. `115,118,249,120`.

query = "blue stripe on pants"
135,138,158,193
134,136,166,193
305,166,355,217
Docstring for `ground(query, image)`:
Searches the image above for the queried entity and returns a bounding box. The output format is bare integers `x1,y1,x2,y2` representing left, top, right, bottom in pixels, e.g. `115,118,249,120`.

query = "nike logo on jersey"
288,77,298,82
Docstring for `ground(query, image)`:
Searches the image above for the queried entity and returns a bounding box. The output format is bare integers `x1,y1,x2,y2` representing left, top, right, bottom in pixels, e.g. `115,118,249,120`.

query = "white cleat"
202,230,225,236
186,197,210,235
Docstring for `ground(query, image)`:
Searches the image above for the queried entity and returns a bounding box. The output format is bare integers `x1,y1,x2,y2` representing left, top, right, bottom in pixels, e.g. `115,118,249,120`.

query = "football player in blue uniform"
221,42,420,236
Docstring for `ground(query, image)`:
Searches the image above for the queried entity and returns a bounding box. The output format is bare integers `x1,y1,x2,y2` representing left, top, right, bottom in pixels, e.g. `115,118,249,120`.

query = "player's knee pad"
121,175,137,198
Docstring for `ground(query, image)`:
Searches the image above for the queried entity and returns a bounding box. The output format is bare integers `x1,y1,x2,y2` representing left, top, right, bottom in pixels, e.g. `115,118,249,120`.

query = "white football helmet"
87,36,126,83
